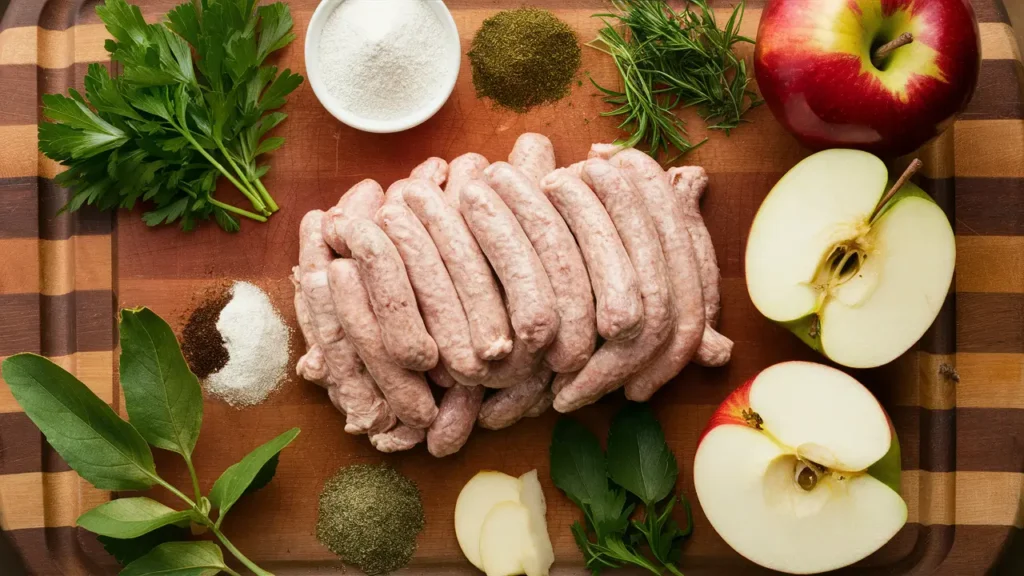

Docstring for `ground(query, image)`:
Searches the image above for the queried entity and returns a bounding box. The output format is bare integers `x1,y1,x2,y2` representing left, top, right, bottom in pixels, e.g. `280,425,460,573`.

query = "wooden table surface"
0,0,1022,574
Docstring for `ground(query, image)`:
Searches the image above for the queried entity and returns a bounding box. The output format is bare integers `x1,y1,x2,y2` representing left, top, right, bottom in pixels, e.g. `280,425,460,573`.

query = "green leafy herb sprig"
38,0,303,232
1,308,299,575
590,0,761,163
550,404,693,575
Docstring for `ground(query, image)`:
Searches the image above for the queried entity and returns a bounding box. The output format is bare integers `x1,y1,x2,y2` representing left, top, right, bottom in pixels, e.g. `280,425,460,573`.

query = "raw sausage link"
302,269,395,435
667,166,732,367
404,182,513,360
344,218,439,371
300,210,334,277
523,389,552,418
668,166,720,326
411,157,449,187
428,365,457,389
509,133,556,186
377,199,489,384
460,180,560,353
587,143,623,160
383,178,409,207
485,162,595,372
427,385,485,457
323,180,385,257
292,269,329,386
444,153,489,209
611,149,706,402
328,259,438,428
481,335,540,389
478,367,554,430
540,169,644,341
370,424,427,453
554,159,676,413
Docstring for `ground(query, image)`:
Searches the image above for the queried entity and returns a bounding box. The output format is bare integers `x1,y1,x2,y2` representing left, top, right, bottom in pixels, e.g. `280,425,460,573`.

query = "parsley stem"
253,177,279,213
666,564,685,576
222,567,242,576
209,198,268,222
210,524,274,576
215,141,264,204
181,133,269,215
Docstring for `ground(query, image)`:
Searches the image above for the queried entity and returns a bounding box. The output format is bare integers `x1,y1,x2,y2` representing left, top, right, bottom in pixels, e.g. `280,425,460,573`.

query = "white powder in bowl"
206,282,290,407
318,0,456,121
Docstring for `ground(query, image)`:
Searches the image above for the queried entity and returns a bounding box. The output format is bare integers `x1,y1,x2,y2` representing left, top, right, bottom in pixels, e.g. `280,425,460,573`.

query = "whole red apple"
754,0,980,157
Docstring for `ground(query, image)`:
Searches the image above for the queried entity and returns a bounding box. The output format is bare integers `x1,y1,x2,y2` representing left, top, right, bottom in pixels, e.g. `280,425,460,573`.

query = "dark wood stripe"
958,292,1024,354
0,177,113,240
963,59,1023,121
0,412,71,475
953,177,1024,236
972,0,1011,24
957,408,1024,472
0,0,89,32
921,292,957,355
5,526,119,576
0,290,114,356
0,62,96,127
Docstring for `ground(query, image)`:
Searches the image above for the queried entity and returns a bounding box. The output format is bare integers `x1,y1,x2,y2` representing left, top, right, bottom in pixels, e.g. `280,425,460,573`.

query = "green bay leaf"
0,354,157,491
77,497,190,539
120,541,226,576
549,418,609,506
209,428,299,520
606,403,678,505
119,307,203,457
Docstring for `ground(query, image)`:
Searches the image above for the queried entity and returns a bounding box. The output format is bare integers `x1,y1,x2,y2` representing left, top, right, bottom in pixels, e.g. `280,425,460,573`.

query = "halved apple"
693,361,907,574
480,502,531,576
745,149,955,368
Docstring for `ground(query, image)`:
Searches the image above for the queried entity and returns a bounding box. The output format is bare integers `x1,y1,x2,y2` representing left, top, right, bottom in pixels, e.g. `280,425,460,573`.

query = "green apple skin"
755,0,981,157
774,179,943,364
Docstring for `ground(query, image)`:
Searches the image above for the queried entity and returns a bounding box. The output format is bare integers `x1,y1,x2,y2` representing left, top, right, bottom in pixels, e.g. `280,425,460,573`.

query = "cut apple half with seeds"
746,149,955,368
694,361,907,574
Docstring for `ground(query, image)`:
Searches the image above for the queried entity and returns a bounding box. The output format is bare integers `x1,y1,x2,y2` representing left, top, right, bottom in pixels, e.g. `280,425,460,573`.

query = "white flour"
318,0,455,121
206,282,290,407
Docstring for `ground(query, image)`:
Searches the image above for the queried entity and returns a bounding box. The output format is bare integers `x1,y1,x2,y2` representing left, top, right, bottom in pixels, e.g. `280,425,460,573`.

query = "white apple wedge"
518,470,554,576
480,502,532,576
455,471,522,570
746,149,955,368
693,361,907,574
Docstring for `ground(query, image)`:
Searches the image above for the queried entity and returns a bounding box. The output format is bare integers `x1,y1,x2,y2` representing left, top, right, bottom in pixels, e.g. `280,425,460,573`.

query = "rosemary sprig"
589,0,762,163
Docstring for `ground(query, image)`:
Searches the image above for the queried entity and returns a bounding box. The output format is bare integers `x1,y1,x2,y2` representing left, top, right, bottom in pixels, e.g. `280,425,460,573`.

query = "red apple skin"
755,0,980,157
698,377,756,443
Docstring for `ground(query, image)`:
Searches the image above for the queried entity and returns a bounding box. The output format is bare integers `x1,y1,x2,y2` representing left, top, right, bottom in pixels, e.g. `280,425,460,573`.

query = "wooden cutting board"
0,0,1022,574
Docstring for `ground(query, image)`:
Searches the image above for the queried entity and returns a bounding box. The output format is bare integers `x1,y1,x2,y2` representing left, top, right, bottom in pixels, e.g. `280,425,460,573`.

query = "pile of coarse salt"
318,0,456,121
205,281,290,407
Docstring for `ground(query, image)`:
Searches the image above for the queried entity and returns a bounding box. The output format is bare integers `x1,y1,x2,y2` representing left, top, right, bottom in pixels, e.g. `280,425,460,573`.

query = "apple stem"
869,158,924,222
872,32,914,65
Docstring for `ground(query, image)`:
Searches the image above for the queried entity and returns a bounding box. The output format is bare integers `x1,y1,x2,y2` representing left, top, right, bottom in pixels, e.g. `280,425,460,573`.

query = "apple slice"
694,361,907,574
479,501,531,576
746,149,955,368
455,471,522,570
518,470,554,576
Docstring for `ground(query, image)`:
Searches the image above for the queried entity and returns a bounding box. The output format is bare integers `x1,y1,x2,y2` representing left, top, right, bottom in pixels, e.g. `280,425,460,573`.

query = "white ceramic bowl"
305,0,461,133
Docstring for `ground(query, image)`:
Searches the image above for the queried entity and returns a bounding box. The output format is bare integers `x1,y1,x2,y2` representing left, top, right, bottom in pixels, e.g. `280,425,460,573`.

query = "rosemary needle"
590,0,762,163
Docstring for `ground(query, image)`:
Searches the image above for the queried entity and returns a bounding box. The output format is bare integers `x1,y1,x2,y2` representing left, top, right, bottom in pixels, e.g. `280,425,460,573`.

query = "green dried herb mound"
316,463,425,575
469,8,582,112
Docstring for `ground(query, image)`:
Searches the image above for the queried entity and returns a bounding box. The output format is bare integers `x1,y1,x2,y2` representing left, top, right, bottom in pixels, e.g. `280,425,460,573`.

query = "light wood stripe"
903,470,955,525
0,236,113,296
954,120,1024,178
900,471,1022,527
957,236,1024,294
0,471,106,531
0,351,114,413
886,353,959,410
980,22,1022,62
956,353,1024,409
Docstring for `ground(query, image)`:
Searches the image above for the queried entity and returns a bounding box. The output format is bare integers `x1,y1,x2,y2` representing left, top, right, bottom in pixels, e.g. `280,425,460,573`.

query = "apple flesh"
755,0,980,157
455,471,523,570
694,361,907,574
746,149,955,368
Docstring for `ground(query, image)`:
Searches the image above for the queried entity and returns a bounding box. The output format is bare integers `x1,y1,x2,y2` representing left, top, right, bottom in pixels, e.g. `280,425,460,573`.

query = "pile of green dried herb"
468,8,581,112
591,0,761,162
316,463,425,575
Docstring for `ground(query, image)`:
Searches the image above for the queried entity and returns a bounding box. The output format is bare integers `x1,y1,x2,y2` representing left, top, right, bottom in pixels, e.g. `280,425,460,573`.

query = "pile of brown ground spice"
468,8,581,112
181,293,230,378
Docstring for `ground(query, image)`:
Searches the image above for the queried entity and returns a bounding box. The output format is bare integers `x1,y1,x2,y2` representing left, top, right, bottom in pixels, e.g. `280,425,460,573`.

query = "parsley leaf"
606,403,678,505
37,0,302,232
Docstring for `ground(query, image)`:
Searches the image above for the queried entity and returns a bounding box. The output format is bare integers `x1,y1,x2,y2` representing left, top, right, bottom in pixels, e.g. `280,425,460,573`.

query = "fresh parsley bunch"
38,0,303,232
550,404,694,575
1,308,299,575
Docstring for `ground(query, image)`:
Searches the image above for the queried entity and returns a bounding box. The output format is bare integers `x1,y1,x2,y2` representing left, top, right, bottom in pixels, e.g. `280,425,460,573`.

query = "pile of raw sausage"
293,133,731,457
